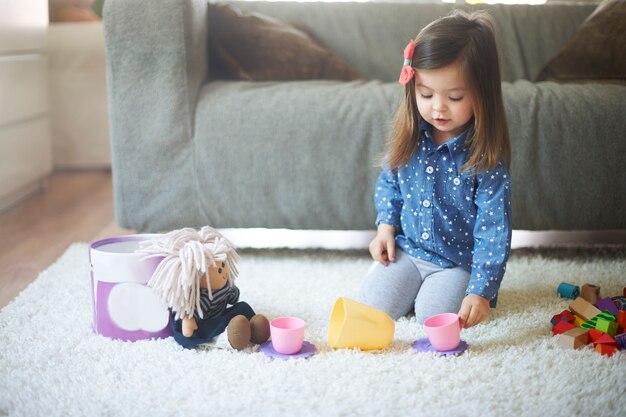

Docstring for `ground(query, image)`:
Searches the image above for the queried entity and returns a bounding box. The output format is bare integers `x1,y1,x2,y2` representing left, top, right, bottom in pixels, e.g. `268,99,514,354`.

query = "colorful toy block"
588,328,605,343
556,328,589,349
581,283,601,304
618,310,626,329
623,287,626,297
551,310,575,327
613,296,626,311
581,310,613,329
597,310,617,321
595,343,617,357
595,297,619,316
572,315,585,327
550,285,625,358
596,318,618,337
594,333,617,346
557,282,580,299
581,318,597,329
561,310,574,323
553,321,576,335
550,314,561,327
569,297,602,321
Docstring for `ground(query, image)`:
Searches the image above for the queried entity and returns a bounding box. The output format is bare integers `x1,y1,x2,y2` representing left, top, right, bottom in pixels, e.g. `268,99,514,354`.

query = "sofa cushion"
226,1,595,82
208,3,360,81
504,80,626,229
535,0,626,83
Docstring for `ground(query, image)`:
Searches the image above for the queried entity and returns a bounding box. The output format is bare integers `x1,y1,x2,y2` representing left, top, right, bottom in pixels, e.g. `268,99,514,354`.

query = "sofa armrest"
103,0,208,230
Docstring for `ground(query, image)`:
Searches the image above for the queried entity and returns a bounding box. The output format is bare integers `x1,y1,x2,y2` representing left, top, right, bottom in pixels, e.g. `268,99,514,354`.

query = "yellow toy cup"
327,297,395,350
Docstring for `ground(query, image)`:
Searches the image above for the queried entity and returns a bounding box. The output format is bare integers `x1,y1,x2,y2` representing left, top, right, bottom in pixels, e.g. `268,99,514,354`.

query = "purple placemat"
412,338,469,356
259,340,316,360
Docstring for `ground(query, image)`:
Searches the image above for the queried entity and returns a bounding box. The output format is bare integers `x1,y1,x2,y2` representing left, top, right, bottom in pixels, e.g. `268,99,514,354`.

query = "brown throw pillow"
535,0,626,83
208,3,360,81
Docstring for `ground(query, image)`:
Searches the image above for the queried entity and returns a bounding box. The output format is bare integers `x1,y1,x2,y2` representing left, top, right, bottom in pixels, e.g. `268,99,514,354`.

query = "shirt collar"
419,119,470,176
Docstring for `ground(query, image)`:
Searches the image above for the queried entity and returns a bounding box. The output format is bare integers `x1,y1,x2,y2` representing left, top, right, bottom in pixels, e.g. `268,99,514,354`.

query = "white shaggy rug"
1,244,625,417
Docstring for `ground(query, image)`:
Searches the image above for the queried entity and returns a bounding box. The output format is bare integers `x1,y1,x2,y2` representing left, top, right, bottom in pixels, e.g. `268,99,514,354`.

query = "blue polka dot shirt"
374,121,512,307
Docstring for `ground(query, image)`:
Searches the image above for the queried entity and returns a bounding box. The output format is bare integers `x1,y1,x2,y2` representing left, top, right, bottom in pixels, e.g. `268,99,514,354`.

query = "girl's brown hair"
383,10,511,173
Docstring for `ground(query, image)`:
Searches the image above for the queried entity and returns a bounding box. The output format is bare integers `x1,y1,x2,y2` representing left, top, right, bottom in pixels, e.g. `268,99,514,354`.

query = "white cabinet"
49,22,111,169
0,0,52,212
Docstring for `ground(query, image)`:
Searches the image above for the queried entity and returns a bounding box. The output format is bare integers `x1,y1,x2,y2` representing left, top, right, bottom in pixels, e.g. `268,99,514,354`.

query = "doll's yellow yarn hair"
138,226,239,320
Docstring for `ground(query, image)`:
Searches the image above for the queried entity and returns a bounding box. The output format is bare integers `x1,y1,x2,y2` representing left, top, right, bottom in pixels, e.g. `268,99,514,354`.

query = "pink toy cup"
270,317,305,355
424,313,462,352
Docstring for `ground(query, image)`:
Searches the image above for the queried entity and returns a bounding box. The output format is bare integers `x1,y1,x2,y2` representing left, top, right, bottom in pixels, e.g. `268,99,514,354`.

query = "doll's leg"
358,248,423,320
172,302,256,348
195,302,255,340
249,314,270,344
413,263,470,324
227,311,270,349
226,314,251,350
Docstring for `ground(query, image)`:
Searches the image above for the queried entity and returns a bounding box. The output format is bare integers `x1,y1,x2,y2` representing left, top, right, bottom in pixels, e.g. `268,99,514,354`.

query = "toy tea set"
90,226,469,358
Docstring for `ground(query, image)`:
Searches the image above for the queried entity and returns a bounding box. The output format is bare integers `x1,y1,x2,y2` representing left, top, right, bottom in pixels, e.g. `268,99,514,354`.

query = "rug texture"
1,244,625,417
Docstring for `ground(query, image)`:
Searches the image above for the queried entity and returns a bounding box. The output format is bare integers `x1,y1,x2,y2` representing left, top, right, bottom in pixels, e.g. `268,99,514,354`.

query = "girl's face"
414,63,474,145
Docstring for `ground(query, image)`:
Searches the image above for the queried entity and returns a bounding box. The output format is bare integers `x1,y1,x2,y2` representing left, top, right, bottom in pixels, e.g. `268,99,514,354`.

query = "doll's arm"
182,315,198,337
227,285,240,305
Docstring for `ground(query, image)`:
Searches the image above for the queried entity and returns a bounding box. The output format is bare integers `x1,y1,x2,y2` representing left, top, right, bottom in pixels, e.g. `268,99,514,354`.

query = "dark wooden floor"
0,171,131,309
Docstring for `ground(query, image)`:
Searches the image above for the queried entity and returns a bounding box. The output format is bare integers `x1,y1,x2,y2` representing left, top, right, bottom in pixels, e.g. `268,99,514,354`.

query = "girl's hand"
369,224,396,266
458,294,490,328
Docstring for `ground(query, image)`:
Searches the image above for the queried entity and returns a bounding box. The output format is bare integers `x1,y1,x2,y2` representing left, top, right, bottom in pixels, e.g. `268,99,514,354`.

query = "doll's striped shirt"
194,284,240,321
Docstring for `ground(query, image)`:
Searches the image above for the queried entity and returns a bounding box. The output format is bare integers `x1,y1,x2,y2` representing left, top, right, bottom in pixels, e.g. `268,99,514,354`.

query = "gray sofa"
103,0,626,233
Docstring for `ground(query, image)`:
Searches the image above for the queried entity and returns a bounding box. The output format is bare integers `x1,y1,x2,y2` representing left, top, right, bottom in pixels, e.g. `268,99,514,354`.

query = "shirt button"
426,166,434,174
421,232,430,240
422,200,431,208
453,178,461,186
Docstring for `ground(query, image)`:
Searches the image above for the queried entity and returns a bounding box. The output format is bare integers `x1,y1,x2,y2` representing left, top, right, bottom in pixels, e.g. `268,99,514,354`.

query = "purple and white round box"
89,234,172,341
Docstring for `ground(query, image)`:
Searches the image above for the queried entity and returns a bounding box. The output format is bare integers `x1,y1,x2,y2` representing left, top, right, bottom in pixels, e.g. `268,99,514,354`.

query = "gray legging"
358,248,470,324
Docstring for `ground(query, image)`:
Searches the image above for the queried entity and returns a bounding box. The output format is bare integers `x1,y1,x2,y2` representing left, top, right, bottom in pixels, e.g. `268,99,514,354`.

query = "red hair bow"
398,40,415,86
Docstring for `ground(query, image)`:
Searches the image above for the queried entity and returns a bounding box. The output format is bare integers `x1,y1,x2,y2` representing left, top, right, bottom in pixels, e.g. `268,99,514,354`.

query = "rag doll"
139,226,270,350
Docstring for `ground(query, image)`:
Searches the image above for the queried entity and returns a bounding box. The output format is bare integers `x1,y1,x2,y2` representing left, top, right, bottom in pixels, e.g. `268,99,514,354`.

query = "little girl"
359,10,512,328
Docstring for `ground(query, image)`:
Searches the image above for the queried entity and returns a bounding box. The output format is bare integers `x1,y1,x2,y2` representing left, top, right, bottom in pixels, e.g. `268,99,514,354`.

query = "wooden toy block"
550,314,561,327
580,311,611,329
551,310,575,327
594,333,617,346
556,328,589,349
572,315,585,327
618,310,626,329
581,283,601,304
615,333,626,350
553,321,576,336
597,310,617,321
557,282,580,299
595,297,618,316
569,297,602,321
596,318,618,337
588,328,605,343
561,310,574,323
595,343,617,357
585,310,617,330
581,317,598,329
